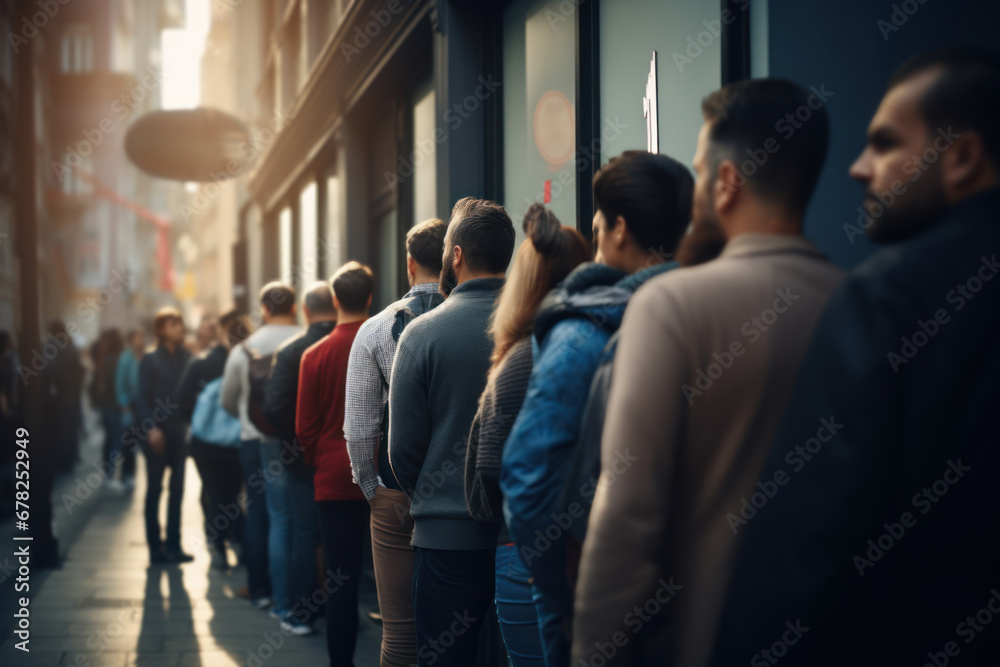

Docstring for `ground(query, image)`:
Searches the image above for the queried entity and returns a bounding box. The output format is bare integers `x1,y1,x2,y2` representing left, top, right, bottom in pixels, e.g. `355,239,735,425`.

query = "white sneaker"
105,479,125,494
251,597,273,610
281,616,316,637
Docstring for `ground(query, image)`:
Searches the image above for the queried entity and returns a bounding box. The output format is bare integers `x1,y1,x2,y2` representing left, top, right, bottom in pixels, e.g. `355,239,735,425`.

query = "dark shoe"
165,549,195,563
367,608,382,625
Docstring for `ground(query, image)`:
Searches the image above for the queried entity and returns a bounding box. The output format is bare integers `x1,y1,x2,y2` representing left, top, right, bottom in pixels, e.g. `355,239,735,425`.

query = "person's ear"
332,293,341,312
452,245,464,270
941,131,989,198
407,255,417,278
366,294,373,310
612,215,629,250
716,159,743,213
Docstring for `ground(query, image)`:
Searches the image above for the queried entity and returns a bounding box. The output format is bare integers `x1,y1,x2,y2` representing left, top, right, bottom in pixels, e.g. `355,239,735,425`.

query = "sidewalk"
0,434,382,666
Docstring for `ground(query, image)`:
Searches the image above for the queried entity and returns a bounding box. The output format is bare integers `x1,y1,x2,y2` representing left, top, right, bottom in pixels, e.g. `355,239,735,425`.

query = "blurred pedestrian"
221,283,300,611
465,204,590,666
389,197,516,666
137,308,193,564
259,281,338,636
712,49,1000,667
43,320,85,475
92,328,125,491
114,329,145,489
297,262,374,660
501,150,693,665
345,218,446,667
177,313,246,569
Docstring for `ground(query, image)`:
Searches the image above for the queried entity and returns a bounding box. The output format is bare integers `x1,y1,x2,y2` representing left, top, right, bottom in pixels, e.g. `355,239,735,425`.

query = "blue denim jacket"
500,260,677,665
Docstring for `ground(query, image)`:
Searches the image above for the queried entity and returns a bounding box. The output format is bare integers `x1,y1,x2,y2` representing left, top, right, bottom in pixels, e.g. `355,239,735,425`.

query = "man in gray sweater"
389,197,515,666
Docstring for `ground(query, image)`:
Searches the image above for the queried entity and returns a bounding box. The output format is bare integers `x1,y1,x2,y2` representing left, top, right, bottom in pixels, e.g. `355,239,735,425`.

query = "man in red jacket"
296,261,373,667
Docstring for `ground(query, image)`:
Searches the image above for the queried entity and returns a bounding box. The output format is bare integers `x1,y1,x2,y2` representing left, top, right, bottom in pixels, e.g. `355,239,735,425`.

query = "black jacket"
176,343,229,424
711,188,1000,666
262,320,336,467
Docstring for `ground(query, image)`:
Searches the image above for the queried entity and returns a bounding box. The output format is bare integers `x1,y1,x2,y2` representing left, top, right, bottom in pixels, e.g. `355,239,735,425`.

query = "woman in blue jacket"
500,150,694,666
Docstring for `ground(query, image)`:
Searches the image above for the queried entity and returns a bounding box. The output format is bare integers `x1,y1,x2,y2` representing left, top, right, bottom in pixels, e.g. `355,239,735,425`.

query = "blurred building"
3,0,185,348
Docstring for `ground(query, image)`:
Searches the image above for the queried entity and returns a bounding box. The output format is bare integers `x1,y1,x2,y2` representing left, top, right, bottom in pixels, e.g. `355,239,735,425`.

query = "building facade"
205,0,1000,315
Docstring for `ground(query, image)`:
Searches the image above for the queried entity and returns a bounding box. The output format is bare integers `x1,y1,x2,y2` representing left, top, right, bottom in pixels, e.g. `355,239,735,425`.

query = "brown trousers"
370,487,417,667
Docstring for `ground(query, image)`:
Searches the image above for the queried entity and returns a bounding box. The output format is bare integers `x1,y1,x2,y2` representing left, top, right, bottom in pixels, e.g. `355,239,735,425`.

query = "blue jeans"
412,547,495,666
239,439,271,600
495,545,545,666
261,440,293,613
286,469,321,622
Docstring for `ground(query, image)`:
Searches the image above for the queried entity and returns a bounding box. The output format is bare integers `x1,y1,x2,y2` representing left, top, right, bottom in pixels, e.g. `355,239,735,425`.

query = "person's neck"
411,273,438,287
722,203,802,240
161,340,178,354
307,315,337,326
620,250,666,276
456,271,506,286
336,310,367,325
266,315,297,326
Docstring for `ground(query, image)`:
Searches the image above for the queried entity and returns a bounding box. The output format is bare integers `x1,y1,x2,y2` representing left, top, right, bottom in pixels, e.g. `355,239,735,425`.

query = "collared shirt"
344,282,438,500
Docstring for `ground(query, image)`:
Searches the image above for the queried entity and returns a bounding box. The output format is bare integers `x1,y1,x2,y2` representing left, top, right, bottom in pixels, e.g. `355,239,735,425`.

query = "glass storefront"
503,0,578,243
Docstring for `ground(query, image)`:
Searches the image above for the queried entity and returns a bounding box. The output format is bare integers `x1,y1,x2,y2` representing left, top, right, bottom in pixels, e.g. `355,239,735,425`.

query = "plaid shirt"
344,282,439,500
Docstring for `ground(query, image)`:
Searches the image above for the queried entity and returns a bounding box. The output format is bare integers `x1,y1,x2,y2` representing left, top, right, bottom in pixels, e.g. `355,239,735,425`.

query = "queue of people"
4,45,996,667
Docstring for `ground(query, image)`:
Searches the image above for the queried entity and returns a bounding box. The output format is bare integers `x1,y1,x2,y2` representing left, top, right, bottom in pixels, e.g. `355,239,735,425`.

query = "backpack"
191,377,242,446
379,291,445,453
242,345,279,437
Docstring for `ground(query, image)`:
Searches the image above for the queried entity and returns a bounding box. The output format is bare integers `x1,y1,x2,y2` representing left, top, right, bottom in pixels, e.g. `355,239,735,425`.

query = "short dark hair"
407,219,447,274
701,78,830,215
448,197,515,274
593,150,694,253
889,47,1000,165
153,307,183,339
303,282,335,314
258,281,296,316
330,261,374,313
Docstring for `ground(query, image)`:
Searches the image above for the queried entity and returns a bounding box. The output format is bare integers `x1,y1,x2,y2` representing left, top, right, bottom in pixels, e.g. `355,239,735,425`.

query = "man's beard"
439,252,457,297
678,189,727,267
862,178,948,244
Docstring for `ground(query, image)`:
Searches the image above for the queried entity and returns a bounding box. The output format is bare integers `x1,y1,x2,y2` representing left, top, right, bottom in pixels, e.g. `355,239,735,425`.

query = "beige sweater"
572,233,844,667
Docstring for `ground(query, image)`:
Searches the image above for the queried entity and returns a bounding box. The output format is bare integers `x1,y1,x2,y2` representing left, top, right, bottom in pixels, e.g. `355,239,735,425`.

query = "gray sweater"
388,277,504,550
